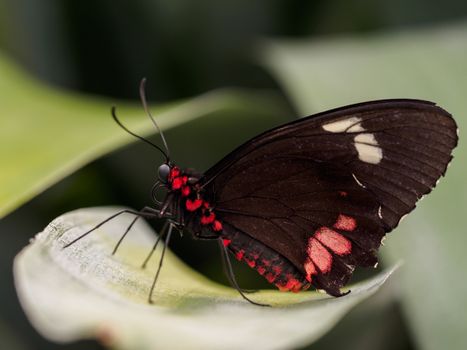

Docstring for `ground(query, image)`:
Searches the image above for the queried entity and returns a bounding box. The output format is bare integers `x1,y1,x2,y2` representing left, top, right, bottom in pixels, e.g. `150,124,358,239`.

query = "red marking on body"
307,237,332,273
182,176,188,185
201,212,216,225
203,201,210,208
333,214,357,231
186,198,203,211
304,257,317,282
315,227,352,255
169,167,180,180
212,220,223,232
339,191,348,197
181,186,190,197
235,251,244,260
222,239,231,247
172,177,183,190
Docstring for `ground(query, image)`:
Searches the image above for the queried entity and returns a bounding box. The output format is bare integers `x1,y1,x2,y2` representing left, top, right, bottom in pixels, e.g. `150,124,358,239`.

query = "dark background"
1,1,467,349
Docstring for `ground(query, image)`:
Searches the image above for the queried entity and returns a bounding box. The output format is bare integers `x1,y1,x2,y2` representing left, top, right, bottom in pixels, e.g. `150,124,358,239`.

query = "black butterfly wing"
200,99,457,295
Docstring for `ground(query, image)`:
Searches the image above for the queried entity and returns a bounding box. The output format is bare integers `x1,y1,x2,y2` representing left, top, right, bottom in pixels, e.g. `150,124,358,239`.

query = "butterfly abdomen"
222,225,310,292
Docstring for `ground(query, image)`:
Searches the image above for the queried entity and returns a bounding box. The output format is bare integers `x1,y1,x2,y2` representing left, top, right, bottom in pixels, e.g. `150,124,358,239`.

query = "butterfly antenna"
139,78,171,162
111,106,169,161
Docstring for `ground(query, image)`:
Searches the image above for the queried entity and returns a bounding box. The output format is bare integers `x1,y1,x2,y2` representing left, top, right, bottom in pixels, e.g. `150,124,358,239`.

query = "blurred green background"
1,1,467,349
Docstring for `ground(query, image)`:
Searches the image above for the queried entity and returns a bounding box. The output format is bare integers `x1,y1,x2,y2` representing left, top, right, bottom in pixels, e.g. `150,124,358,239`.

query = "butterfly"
65,80,458,306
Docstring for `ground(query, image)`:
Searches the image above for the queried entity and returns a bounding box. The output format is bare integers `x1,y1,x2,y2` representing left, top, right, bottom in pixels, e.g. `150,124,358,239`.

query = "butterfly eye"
158,164,171,182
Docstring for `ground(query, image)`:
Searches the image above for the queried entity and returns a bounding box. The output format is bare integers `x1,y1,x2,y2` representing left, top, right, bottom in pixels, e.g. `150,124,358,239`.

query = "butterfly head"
158,163,171,183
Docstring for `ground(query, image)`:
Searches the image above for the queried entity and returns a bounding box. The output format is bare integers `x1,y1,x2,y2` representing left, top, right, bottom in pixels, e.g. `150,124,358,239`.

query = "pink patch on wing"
333,214,357,231
304,257,317,282
222,239,231,247
315,227,352,255
307,237,332,273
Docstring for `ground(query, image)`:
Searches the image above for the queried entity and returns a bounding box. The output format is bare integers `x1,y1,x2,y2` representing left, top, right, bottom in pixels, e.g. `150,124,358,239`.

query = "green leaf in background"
261,22,467,349
14,207,396,350
0,53,288,219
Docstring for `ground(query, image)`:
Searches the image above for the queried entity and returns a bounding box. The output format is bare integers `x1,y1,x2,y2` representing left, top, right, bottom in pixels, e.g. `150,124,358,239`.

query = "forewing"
202,99,457,295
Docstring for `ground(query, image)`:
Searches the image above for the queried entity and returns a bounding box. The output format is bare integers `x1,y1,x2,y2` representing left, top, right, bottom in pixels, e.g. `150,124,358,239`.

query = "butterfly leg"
141,220,170,268
111,206,162,255
148,222,174,304
219,245,258,294
218,239,269,307
63,208,161,249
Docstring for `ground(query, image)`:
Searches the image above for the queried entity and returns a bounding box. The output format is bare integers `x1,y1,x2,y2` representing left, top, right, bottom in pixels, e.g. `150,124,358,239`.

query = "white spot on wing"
354,133,378,145
354,132,382,164
355,143,383,164
322,117,363,133
378,206,383,219
324,118,383,164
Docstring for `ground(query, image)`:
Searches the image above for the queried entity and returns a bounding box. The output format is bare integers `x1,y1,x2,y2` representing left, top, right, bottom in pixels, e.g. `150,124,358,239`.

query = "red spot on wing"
334,214,357,231
222,239,231,247
186,198,203,211
304,258,317,282
257,266,266,275
315,227,352,255
339,191,348,197
307,237,332,273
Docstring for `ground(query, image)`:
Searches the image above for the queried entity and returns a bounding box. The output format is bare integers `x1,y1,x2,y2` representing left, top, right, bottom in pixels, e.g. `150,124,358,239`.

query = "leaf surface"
14,207,395,350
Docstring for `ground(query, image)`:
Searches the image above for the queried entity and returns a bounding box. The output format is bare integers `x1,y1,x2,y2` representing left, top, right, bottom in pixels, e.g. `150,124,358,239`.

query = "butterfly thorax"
161,165,223,234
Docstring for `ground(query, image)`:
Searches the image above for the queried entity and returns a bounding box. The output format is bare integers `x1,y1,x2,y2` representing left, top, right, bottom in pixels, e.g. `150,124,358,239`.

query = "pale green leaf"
261,22,467,349
14,207,396,350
